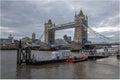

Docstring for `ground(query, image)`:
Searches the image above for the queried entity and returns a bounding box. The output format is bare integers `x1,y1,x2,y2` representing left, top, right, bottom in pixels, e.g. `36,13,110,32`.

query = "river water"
0,50,119,79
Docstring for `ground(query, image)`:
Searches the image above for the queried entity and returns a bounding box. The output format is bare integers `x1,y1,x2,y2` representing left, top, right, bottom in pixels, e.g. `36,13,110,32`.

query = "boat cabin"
51,50,72,60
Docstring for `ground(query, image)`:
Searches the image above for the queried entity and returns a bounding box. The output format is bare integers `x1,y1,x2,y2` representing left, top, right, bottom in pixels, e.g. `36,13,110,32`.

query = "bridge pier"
45,19,55,46
74,10,88,44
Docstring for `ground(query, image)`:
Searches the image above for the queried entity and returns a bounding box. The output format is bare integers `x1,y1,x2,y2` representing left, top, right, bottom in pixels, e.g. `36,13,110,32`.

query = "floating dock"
17,40,72,65
17,40,117,65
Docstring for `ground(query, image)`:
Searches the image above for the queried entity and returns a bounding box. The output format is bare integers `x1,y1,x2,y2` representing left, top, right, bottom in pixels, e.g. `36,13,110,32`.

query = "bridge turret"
45,19,53,28
78,9,84,17
48,19,52,24
75,9,86,22
85,15,88,26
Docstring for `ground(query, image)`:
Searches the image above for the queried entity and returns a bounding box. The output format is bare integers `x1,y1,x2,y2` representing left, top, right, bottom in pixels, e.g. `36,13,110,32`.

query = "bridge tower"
45,19,55,45
74,10,88,44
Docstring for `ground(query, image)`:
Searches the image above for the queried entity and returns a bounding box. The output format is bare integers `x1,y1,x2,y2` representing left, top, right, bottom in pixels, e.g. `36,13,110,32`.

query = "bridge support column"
74,25,83,44
45,19,55,45
74,25,88,44
74,10,88,45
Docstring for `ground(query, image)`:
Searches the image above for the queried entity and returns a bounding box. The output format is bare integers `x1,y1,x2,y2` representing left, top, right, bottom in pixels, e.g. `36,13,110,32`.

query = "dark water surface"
0,50,119,79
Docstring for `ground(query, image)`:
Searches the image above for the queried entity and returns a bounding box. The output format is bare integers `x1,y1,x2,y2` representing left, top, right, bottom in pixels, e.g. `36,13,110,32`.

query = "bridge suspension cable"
39,31,44,41
82,23,114,43
30,31,44,46
88,26,113,42
88,28,110,42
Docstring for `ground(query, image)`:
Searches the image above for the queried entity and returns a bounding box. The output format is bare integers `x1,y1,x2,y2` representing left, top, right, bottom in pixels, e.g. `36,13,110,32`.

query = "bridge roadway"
85,42,120,46
48,22,75,30
29,42,120,48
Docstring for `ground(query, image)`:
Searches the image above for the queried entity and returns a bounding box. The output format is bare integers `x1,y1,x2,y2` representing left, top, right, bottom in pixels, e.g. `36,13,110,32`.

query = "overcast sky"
0,0,120,42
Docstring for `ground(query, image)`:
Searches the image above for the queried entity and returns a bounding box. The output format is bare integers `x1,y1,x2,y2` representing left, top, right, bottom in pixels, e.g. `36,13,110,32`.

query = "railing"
56,22,75,27
48,22,75,30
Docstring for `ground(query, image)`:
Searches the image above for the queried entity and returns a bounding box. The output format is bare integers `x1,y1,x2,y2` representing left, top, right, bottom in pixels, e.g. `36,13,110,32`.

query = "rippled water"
0,50,119,79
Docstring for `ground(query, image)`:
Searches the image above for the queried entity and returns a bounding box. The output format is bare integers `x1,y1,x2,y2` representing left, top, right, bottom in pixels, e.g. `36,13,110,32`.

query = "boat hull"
66,55,88,63
88,55,109,59
28,59,67,65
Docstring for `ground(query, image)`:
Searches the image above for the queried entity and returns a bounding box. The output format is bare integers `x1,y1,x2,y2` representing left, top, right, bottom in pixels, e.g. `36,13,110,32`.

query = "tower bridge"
45,10,88,45
39,9,119,50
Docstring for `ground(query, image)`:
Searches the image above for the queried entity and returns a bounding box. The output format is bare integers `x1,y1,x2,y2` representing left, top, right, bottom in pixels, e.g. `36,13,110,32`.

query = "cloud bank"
1,0,119,42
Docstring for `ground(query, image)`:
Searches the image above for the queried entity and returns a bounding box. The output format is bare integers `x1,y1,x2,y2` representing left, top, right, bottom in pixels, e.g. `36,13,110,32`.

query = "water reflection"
15,58,119,79
16,63,67,78
73,62,88,78
15,61,91,79
16,65,32,79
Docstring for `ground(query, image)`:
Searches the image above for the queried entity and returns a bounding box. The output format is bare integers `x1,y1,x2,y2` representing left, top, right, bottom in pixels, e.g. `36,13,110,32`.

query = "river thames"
0,50,119,79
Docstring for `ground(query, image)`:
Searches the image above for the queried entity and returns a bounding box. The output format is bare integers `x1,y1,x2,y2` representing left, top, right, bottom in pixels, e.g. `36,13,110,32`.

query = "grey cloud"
1,0,119,42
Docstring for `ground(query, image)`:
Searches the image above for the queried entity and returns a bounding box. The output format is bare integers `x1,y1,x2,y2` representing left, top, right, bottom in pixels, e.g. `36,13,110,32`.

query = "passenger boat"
88,54,109,59
86,48,109,59
28,50,72,65
66,55,88,63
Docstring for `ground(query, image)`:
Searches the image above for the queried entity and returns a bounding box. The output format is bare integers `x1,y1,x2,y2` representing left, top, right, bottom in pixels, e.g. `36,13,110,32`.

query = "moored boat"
66,55,88,63
81,48,110,59
28,50,72,65
88,54,109,59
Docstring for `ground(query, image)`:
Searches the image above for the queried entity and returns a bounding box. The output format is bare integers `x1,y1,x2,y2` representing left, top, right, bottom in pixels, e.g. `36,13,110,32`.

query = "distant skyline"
1,0,120,42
